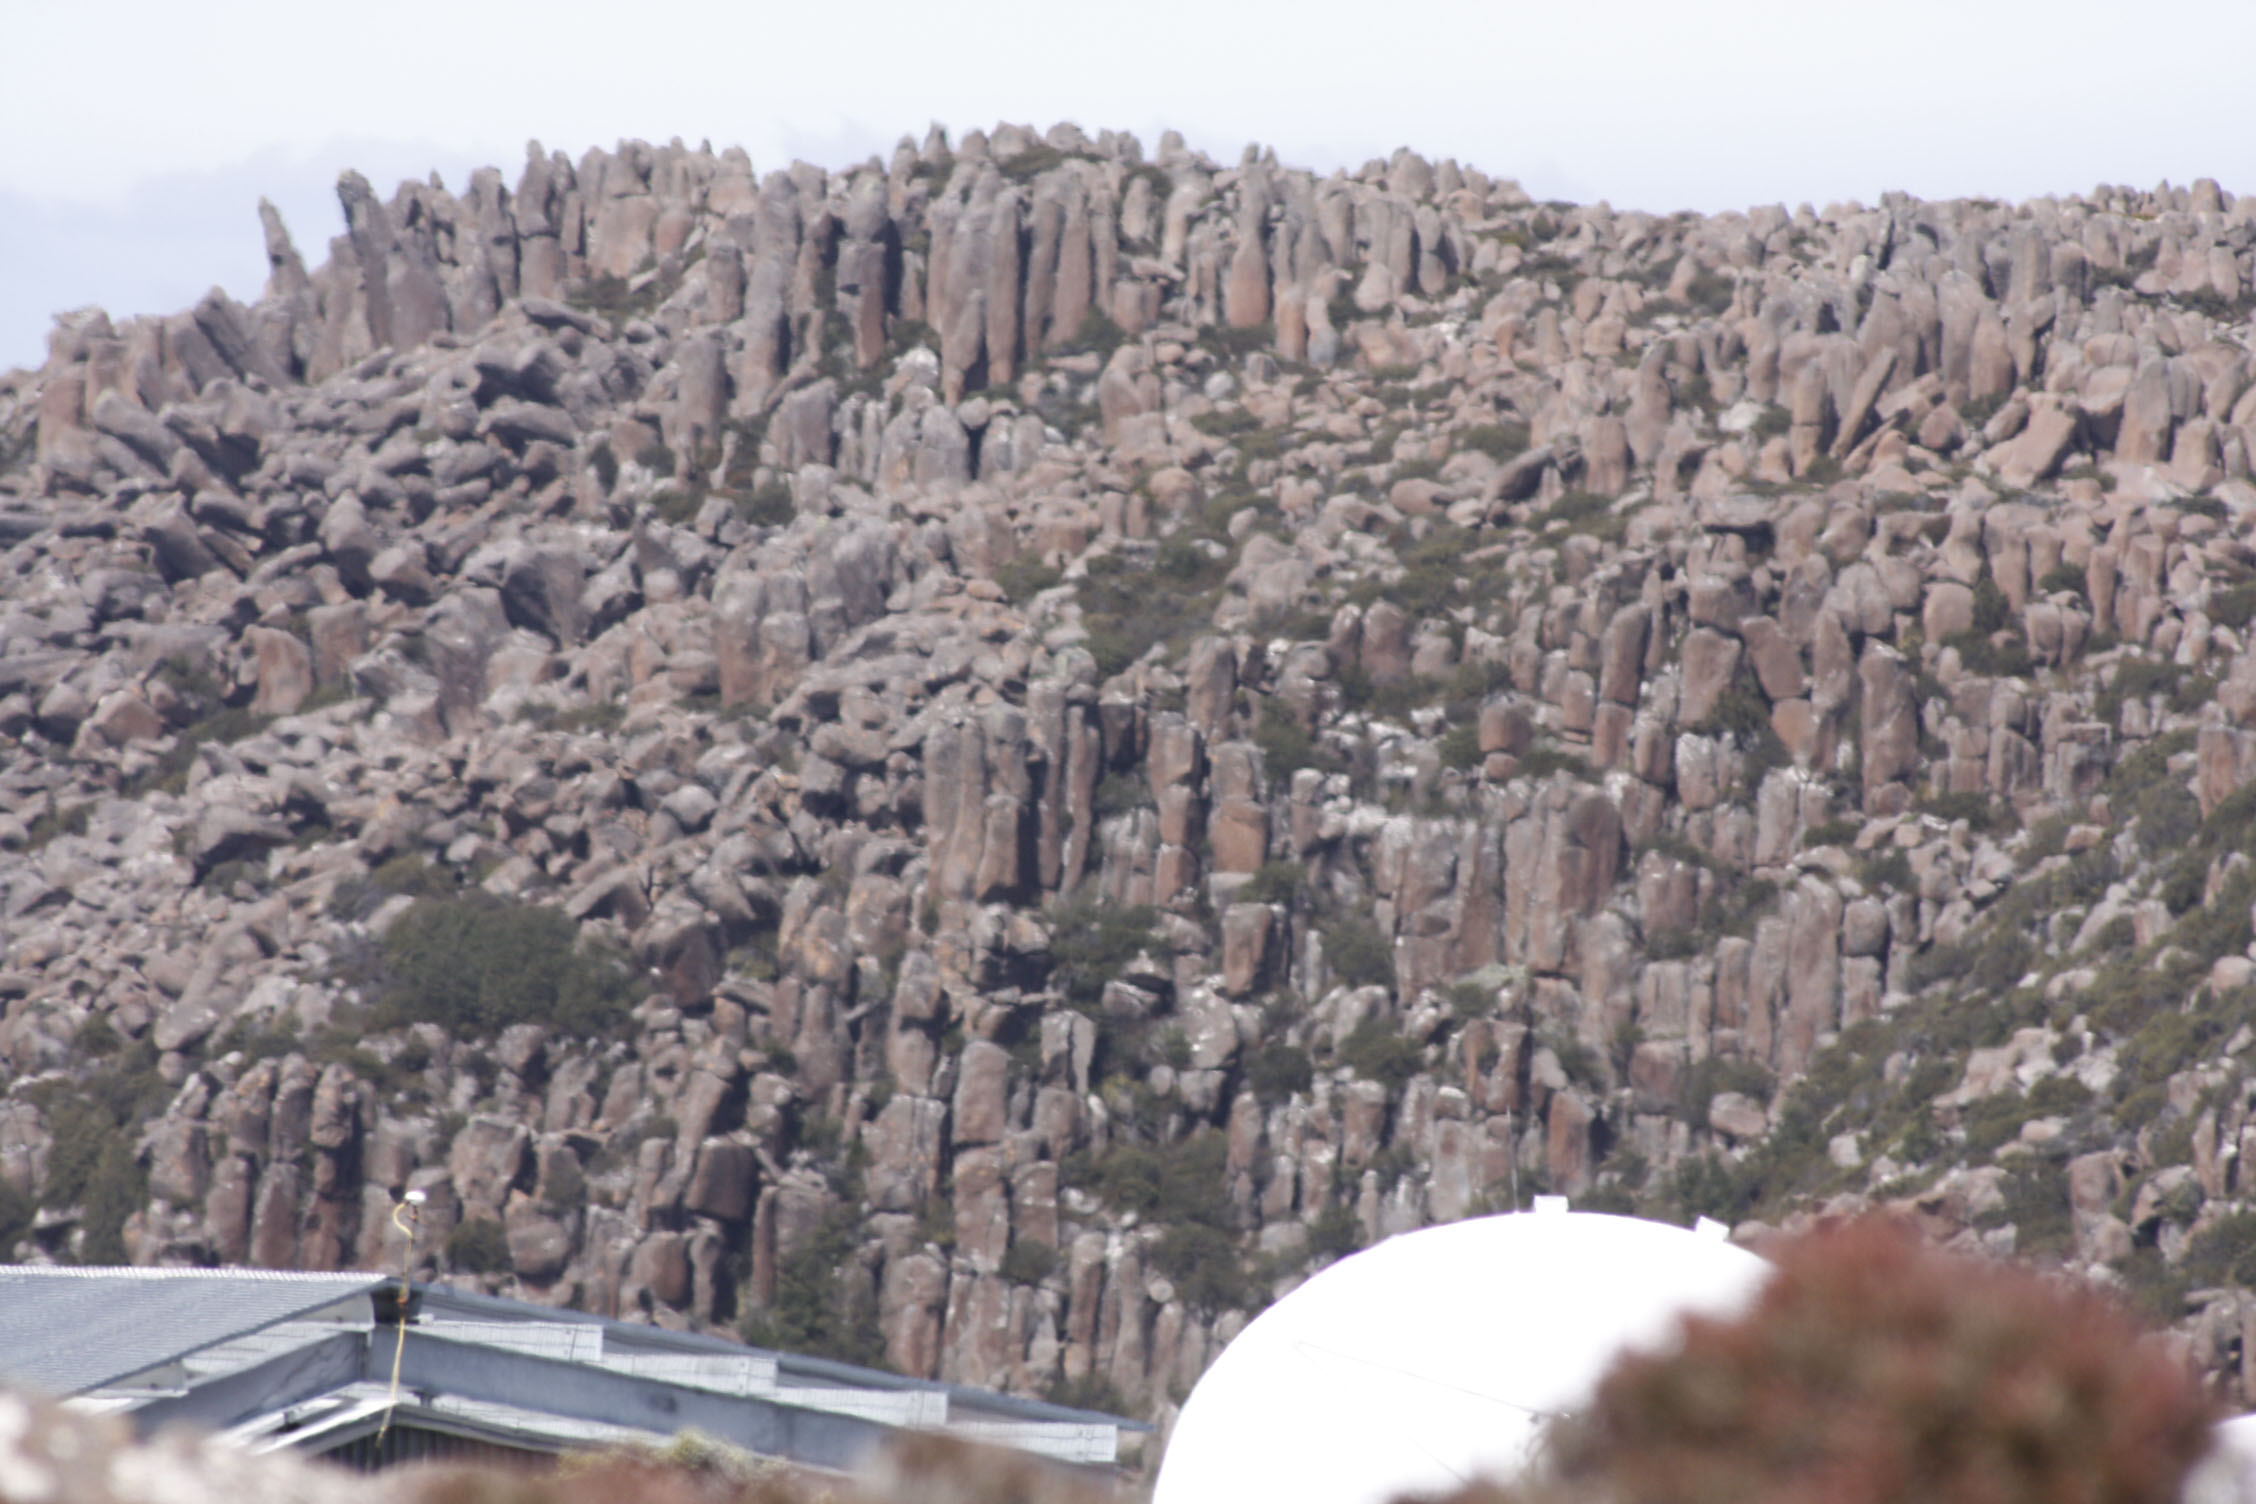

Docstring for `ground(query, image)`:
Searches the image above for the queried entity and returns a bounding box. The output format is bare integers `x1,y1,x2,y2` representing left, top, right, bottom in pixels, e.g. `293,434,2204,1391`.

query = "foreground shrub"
1445,1217,2213,1504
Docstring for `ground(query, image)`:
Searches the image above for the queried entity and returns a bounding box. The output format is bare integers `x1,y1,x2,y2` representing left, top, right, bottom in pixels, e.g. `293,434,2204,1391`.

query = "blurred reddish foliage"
1432,1217,2215,1504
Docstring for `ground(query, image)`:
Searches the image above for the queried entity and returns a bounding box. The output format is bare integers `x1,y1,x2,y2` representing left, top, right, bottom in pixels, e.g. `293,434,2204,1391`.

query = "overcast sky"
7,0,2255,373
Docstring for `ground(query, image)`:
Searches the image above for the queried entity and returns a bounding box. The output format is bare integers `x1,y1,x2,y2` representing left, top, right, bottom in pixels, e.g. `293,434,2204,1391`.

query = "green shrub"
1350,523,1507,621
1800,818,1860,849
1206,321,1274,360
25,799,92,851
1678,1055,1777,1126
2181,1208,2256,1289
2178,866,2256,960
1071,1144,1161,1217
2211,581,2256,630
1443,658,1514,716
1920,790,2016,833
741,1208,888,1368
1043,1374,1131,1415
650,486,699,526
2084,915,2136,956
1241,860,1307,907
1648,927,1703,960
1517,742,1594,780
1543,1027,1606,1091
588,442,620,492
446,1217,511,1274
1902,937,1973,993
1707,876,1781,944
2112,995,2229,1095
2096,659,2185,727
1070,1132,1234,1231
1446,980,1496,1021
1340,668,1444,721
1000,1237,1059,1285
1693,667,1790,781
997,143,1068,181
1961,1090,2031,1154
539,1154,588,1215
0,1178,30,1258
197,858,269,894
1658,1151,1760,1228
328,851,458,921
1248,1042,1315,1104
2159,855,2205,915
736,481,794,527
1969,568,2011,635
1077,539,1233,678
1152,1222,1250,1312
1537,491,1626,545
1254,701,1335,780
1190,407,1264,440
1988,1155,2073,1257
1157,1026,1193,1071
366,895,637,1038
995,553,1062,605
73,1137,146,1265
1683,270,1736,316
1859,848,1914,893
914,1195,955,1250
1091,771,1153,820
29,1043,168,1260
1944,626,2035,679
517,698,628,735
1307,1202,1364,1260
1324,917,1395,989
1254,605,1338,642
2026,1075,2091,1116
562,252,694,324
1455,421,1530,462
1967,931,2033,997
1339,1017,1422,1090
1437,722,1482,771
128,703,275,798
72,1015,122,1058
1049,306,1127,362
2131,780,2200,857
1045,896,1162,1007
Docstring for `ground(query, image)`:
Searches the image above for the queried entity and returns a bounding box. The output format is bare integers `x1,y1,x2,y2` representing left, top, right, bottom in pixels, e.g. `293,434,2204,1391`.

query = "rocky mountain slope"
9,121,2256,1425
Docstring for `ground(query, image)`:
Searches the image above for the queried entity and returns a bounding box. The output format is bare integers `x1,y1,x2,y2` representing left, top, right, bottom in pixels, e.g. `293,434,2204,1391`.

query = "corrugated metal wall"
316,1424,554,1472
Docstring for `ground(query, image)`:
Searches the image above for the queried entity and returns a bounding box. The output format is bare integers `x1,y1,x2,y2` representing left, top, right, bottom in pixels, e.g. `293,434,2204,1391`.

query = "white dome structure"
1153,1202,1773,1504
2187,1414,2256,1504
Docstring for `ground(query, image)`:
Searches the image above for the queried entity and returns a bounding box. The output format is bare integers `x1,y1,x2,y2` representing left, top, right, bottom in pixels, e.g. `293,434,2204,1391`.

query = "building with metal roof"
0,1266,1140,1475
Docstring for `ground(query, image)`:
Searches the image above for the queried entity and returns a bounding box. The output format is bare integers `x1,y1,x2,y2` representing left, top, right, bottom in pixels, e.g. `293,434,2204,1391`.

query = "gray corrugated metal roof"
0,1267,385,1396
416,1284,1150,1430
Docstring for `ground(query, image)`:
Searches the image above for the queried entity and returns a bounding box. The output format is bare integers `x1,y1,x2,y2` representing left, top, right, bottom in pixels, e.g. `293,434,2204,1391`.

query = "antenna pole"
1507,1109,1519,1212
374,1190,424,1445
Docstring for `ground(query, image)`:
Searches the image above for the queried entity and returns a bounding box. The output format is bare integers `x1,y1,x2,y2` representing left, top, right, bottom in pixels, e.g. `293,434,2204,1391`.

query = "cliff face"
8,120,2256,1422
